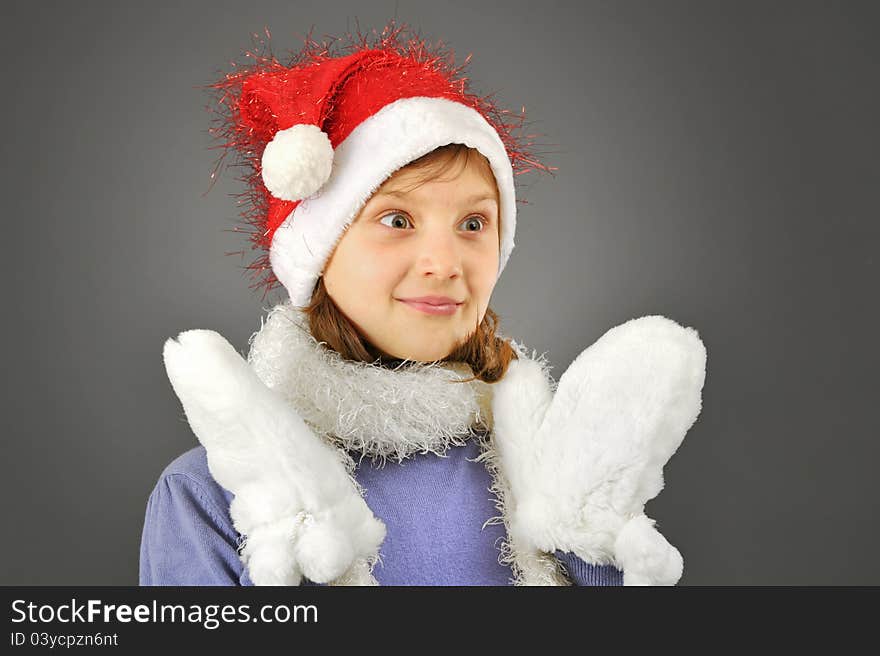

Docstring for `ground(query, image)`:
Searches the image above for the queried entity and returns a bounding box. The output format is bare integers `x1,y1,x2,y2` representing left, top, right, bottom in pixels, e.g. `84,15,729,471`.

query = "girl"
140,25,707,586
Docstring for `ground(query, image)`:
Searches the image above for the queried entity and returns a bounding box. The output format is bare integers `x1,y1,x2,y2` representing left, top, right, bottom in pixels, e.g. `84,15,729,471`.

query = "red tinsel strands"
203,21,556,299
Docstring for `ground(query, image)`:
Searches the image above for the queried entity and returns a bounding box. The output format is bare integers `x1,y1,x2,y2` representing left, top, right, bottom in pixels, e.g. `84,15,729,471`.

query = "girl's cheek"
368,241,411,270
471,249,500,285
343,229,393,263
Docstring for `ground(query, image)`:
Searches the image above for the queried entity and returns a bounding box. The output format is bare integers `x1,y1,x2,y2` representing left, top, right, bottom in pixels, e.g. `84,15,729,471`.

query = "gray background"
2,0,877,585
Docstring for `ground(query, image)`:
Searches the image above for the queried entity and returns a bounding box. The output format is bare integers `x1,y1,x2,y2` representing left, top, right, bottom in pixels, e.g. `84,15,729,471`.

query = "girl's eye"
379,212,412,229
459,216,486,232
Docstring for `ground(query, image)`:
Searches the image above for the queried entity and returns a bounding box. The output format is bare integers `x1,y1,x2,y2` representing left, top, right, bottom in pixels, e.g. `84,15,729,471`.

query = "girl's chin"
375,315,471,361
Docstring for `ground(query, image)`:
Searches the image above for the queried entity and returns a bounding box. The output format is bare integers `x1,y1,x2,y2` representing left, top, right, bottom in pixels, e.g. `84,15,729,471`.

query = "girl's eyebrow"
464,194,498,205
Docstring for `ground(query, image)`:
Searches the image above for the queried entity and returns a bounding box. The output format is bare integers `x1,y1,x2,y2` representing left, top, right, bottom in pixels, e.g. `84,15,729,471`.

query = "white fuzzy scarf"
246,300,496,463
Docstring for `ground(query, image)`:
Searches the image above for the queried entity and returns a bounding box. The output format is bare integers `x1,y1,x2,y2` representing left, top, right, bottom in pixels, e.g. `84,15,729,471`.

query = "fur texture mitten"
491,316,707,585
163,329,385,585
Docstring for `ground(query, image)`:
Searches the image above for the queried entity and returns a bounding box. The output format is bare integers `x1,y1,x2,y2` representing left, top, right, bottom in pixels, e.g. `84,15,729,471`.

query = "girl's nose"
416,231,463,280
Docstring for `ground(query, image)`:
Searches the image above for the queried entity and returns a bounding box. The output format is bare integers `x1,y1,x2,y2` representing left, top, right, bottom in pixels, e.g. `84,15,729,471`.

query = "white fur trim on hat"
261,124,334,202
269,96,516,307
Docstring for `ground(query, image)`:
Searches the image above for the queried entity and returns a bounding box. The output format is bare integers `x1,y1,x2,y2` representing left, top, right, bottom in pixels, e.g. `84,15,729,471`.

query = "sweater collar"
245,300,495,463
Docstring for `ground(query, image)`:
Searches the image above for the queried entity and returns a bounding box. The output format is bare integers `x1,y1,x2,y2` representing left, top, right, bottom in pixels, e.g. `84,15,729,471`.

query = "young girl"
139,25,707,586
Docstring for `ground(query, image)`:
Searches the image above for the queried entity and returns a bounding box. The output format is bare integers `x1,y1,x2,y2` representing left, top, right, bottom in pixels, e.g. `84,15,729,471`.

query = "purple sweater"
139,442,623,586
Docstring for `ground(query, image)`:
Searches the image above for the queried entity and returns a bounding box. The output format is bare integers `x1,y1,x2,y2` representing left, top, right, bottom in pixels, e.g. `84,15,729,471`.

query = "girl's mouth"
397,299,463,316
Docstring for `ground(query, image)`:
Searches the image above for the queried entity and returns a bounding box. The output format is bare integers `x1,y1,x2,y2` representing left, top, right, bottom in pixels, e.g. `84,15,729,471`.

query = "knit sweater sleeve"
139,473,252,586
555,551,624,586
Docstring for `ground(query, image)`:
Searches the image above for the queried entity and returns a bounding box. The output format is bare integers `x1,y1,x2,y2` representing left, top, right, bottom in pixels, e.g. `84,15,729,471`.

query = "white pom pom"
261,124,334,201
614,514,684,586
294,519,355,584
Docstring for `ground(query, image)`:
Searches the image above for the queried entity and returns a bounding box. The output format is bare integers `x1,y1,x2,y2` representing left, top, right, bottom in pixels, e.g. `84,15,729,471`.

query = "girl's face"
322,155,500,362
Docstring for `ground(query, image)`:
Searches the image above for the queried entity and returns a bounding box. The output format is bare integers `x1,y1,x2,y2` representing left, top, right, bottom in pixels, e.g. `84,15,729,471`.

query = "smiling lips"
397,295,464,316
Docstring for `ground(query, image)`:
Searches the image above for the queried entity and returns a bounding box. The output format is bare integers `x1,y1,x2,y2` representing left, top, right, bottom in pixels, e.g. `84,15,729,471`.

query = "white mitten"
163,329,385,585
492,315,707,585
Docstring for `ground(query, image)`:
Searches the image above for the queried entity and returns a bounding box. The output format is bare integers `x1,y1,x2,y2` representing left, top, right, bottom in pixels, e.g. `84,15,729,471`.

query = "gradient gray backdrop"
2,1,877,585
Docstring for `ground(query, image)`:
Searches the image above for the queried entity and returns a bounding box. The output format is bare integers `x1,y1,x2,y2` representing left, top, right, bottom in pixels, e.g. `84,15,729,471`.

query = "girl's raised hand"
492,316,707,585
162,329,385,585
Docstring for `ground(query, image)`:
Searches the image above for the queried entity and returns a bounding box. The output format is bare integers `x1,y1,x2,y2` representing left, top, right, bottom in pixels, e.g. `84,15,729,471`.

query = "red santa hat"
208,24,551,305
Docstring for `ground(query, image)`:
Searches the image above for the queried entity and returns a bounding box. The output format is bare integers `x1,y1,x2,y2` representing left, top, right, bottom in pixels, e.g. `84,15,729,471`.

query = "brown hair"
303,144,518,384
